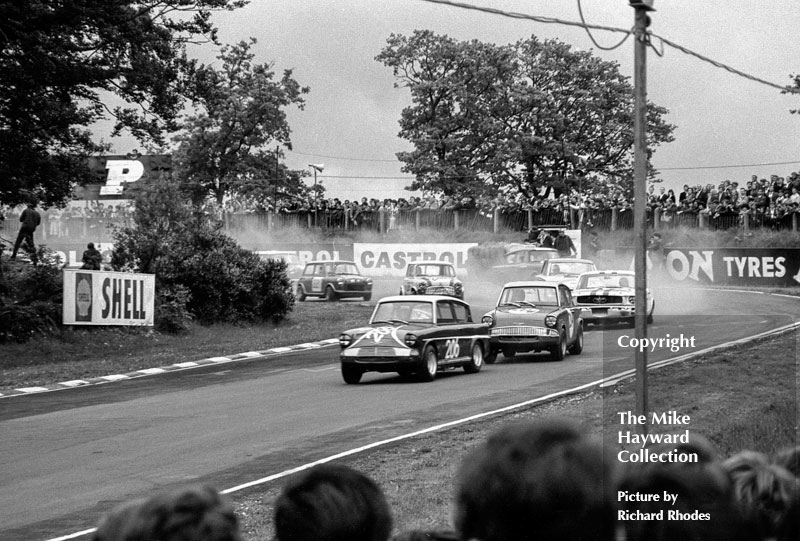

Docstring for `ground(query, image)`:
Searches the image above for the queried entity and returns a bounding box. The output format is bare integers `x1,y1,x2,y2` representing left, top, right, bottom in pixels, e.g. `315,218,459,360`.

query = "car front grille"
577,295,624,304
425,286,455,295
491,326,552,337
340,283,369,291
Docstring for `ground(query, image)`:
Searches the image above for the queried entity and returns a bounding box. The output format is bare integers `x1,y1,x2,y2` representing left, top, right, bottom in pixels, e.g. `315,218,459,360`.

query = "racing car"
572,270,654,326
338,295,489,384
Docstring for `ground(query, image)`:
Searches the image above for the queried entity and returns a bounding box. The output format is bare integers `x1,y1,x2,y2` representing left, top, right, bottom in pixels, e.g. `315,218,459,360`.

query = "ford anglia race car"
338,296,490,384
481,281,584,362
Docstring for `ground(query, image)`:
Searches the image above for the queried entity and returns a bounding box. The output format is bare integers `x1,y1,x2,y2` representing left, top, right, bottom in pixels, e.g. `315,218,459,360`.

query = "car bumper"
578,306,635,321
341,347,421,372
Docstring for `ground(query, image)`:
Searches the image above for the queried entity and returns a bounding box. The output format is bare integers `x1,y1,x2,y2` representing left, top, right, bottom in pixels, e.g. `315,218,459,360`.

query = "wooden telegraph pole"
631,0,654,434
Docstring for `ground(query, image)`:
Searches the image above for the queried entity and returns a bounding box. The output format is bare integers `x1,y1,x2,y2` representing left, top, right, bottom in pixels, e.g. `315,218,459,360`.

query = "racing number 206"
444,338,460,359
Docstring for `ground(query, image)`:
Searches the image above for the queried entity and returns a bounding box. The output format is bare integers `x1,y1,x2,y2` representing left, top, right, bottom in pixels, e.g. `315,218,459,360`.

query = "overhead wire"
414,0,799,94
576,0,633,51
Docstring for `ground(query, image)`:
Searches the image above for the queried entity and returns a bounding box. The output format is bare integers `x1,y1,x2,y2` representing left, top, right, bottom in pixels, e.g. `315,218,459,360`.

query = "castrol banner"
63,270,155,326
354,243,478,277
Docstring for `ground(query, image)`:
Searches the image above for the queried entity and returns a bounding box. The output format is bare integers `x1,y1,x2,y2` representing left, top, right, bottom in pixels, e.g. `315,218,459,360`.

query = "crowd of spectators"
2,171,798,241
90,416,799,541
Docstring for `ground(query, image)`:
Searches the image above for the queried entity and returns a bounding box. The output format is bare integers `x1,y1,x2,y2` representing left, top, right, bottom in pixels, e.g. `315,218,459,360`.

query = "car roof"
305,260,357,265
579,270,634,277
547,258,594,264
501,281,561,288
506,245,558,253
377,295,467,304
408,261,453,267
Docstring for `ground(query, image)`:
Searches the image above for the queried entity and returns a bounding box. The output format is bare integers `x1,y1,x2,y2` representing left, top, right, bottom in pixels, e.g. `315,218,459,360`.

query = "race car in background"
338,295,489,383
295,260,372,301
573,270,654,326
481,281,584,362
399,261,464,299
533,258,597,290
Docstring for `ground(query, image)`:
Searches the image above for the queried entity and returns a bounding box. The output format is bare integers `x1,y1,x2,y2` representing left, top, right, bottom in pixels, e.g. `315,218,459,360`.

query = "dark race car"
338,295,490,384
481,281,584,362
295,260,372,301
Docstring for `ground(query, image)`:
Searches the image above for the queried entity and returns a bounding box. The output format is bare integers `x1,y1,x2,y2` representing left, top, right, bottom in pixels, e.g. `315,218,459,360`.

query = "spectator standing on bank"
11,202,41,262
553,229,576,257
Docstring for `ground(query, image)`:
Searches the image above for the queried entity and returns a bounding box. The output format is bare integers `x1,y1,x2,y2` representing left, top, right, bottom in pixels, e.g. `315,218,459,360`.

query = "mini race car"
338,295,490,384
481,281,584,362
400,261,464,299
295,260,372,301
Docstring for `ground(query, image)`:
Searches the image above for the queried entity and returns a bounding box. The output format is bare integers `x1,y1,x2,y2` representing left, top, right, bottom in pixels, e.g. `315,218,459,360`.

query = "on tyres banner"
661,248,800,287
63,270,155,326
354,243,478,277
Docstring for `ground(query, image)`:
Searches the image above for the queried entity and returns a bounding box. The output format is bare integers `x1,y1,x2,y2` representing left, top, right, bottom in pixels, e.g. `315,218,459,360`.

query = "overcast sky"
107,0,800,200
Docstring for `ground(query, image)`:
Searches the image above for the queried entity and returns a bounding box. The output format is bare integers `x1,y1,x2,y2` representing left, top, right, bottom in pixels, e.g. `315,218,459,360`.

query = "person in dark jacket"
11,202,41,262
553,229,576,257
81,242,103,270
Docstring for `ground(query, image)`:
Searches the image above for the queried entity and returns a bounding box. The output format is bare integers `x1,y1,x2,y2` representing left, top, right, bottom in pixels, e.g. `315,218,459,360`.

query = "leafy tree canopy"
376,30,676,199
0,0,246,208
172,38,310,206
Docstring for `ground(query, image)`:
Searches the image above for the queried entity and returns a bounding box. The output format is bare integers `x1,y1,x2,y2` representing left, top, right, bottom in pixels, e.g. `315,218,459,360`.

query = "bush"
112,177,295,327
155,284,193,334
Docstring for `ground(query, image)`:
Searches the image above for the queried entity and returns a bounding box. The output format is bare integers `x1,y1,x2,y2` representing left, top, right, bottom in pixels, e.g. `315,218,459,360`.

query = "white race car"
573,270,654,326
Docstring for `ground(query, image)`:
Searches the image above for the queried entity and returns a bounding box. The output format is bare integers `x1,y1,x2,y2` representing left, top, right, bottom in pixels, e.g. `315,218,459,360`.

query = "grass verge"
230,328,798,541
0,300,374,389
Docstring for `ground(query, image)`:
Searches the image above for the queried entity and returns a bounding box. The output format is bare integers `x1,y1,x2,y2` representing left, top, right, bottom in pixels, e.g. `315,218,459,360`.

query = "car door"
432,300,465,362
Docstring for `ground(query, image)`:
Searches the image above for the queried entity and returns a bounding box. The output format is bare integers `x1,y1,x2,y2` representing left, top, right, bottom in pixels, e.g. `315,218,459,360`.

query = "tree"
0,0,246,208
172,38,309,206
377,30,676,199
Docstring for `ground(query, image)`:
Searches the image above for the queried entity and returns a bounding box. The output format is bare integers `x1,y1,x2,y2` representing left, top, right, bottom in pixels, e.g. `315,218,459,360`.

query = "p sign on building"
63,270,155,326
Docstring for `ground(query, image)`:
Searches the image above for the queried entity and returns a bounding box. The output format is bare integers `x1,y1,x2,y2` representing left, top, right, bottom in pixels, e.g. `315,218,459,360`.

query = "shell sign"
63,270,155,326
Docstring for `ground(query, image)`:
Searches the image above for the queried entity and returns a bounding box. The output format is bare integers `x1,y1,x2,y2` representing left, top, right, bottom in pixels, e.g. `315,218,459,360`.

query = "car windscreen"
499,286,559,306
551,262,595,275
416,264,452,277
371,301,433,324
578,275,634,289
330,263,360,275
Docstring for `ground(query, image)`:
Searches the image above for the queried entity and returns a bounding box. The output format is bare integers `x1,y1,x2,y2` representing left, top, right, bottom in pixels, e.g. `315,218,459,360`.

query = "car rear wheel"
296,285,306,302
341,365,363,384
418,346,438,382
550,329,567,361
324,285,338,302
568,324,584,355
463,342,484,374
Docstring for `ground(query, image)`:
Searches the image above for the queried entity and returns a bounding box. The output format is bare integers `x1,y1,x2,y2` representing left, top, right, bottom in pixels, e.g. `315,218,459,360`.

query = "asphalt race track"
0,286,797,540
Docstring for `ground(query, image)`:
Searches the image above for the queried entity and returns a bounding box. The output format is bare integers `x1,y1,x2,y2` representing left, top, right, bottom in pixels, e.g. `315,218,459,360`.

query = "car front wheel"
296,285,306,302
568,324,584,355
550,329,567,361
341,365,363,384
463,342,484,374
324,285,338,302
418,346,438,382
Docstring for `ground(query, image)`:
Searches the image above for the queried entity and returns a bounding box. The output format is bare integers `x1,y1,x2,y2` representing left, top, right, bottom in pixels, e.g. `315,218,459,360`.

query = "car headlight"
481,314,494,327
454,281,463,292
404,333,418,347
545,315,558,327
339,333,352,347
418,283,427,293
626,296,635,304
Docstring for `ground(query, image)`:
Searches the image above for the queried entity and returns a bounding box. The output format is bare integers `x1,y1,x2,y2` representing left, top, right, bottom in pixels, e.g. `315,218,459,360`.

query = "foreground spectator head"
774,445,800,478
618,434,758,541
92,484,241,541
274,463,393,541
453,417,618,541
723,450,799,538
